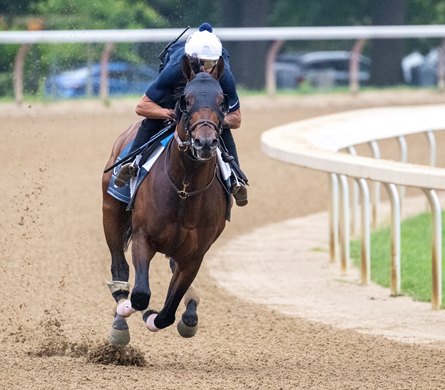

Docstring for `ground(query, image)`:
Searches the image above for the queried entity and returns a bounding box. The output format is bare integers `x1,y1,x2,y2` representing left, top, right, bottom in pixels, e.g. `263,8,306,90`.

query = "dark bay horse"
102,56,229,345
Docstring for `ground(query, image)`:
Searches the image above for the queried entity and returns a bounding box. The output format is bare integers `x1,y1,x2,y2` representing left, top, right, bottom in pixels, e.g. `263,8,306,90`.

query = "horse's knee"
130,289,150,311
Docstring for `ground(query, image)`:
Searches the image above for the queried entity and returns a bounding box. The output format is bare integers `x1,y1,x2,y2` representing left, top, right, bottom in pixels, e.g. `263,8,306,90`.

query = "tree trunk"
220,0,270,89
370,0,407,86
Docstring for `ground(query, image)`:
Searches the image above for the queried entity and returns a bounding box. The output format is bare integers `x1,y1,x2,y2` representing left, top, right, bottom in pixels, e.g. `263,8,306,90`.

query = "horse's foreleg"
130,230,156,311
168,259,200,337
145,257,202,333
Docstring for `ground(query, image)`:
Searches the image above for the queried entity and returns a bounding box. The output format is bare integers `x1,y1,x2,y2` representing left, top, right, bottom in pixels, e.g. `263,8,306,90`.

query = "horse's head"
176,56,228,161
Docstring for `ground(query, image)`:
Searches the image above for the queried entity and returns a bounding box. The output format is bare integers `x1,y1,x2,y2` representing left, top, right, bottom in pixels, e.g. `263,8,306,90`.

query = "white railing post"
357,178,371,285
369,140,381,228
338,175,350,273
383,183,401,296
422,188,442,310
347,146,359,236
397,136,407,209
329,173,340,262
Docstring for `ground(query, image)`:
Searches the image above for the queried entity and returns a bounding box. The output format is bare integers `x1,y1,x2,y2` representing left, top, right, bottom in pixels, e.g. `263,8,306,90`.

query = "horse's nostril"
211,139,218,148
194,139,202,147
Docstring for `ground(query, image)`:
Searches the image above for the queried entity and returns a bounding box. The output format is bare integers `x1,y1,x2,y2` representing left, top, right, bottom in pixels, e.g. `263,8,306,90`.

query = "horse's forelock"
185,72,222,96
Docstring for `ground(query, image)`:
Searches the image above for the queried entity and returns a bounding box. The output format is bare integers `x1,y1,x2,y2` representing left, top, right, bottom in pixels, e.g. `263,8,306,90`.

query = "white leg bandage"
107,280,130,294
145,313,159,332
116,299,136,317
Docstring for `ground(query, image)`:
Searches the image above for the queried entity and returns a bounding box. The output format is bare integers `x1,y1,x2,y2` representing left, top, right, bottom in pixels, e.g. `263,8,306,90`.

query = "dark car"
275,51,371,89
45,61,158,98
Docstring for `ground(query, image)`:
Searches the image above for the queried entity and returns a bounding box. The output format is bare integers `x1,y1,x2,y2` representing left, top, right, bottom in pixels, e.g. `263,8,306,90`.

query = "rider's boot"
114,120,158,187
231,182,248,207
221,129,248,207
114,160,139,187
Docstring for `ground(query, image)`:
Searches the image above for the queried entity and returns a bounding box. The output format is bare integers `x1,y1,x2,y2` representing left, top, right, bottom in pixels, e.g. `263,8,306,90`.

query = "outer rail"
261,104,445,309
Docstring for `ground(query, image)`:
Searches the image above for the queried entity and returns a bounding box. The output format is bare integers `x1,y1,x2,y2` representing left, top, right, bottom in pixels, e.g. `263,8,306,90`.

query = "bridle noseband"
174,109,224,154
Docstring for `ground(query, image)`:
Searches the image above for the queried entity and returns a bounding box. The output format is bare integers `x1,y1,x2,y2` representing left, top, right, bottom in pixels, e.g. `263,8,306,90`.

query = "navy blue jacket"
145,41,240,113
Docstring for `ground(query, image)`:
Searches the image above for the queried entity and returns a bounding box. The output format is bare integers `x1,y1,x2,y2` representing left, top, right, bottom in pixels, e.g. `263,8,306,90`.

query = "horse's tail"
123,223,133,252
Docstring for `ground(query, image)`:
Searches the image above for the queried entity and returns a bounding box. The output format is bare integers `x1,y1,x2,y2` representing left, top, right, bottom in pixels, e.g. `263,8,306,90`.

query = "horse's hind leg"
167,259,200,338
103,194,132,345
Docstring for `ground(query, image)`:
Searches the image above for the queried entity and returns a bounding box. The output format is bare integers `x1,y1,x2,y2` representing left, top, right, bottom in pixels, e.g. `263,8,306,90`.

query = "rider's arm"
224,108,241,129
135,95,176,121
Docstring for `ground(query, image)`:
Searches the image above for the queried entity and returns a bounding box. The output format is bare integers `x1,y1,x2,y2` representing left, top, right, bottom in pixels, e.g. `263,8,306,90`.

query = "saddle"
106,132,240,220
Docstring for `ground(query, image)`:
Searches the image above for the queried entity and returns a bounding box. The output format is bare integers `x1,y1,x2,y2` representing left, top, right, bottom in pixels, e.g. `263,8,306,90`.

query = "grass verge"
350,212,445,306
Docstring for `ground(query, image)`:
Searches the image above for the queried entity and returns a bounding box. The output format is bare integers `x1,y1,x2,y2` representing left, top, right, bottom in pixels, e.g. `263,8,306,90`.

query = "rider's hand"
165,109,177,121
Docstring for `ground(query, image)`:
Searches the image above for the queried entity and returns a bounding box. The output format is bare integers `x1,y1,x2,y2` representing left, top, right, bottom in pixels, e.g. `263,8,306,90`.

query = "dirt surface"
2,90,445,390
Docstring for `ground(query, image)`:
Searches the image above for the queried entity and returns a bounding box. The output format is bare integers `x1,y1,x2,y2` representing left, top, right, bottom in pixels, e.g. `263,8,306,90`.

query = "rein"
164,138,218,200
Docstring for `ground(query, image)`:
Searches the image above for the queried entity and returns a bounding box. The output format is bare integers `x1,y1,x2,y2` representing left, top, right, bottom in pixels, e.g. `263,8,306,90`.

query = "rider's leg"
115,119,164,187
220,129,248,207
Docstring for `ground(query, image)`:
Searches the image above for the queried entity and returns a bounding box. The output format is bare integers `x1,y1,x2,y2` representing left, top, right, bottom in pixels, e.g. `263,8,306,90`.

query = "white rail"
261,104,445,309
1,25,445,44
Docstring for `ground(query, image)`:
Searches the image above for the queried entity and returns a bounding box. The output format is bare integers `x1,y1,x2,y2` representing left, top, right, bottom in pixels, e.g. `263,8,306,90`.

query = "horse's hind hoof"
108,327,130,346
177,319,198,338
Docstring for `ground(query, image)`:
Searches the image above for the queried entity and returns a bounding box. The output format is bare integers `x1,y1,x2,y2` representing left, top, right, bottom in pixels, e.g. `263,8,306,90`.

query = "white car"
275,51,371,89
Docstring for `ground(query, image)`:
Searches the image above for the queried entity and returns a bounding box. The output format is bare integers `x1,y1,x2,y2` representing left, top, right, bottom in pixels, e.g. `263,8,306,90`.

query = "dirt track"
2,90,445,389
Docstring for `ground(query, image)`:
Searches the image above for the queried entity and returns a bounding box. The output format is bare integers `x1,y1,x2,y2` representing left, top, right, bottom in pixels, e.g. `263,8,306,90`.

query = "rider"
114,22,248,207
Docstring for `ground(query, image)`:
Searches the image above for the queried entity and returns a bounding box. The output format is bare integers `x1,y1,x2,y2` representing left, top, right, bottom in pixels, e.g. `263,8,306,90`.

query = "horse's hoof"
177,319,198,338
108,327,130,346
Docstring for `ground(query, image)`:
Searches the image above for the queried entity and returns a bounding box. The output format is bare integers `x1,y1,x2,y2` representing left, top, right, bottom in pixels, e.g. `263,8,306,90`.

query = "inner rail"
261,104,445,309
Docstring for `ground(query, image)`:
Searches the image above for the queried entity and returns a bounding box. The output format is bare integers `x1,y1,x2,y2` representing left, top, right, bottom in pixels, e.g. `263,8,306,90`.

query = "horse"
101,55,230,345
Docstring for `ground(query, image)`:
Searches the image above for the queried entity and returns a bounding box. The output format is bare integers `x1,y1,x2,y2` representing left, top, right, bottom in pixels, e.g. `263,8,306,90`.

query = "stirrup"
114,161,138,187
232,184,248,207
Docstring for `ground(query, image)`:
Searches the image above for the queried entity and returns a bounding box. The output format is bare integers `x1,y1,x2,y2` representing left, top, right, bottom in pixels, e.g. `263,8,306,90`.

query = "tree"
369,0,408,86
220,0,271,89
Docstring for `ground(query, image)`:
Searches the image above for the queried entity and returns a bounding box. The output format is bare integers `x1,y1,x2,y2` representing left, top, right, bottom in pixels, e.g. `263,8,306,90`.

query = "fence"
261,104,445,309
2,25,445,103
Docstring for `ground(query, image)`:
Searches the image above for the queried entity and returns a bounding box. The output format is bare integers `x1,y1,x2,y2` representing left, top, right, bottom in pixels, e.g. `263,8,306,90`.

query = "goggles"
199,59,218,71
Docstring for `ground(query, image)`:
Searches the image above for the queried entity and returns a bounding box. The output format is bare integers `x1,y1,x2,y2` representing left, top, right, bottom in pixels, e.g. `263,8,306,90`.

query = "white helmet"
185,23,222,61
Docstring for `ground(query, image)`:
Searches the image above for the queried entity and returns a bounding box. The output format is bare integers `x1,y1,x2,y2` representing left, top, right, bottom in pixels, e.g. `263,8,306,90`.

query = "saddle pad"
106,134,173,204
107,133,232,207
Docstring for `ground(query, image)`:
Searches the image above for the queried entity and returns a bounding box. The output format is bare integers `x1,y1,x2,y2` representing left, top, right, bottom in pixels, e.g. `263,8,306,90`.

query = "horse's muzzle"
192,137,219,160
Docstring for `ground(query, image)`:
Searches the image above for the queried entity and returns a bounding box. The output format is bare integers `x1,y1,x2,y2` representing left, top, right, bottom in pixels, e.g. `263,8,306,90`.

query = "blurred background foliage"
0,0,445,96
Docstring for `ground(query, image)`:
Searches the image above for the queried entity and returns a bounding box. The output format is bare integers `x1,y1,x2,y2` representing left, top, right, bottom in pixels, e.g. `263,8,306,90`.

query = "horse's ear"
182,55,196,82
210,56,225,80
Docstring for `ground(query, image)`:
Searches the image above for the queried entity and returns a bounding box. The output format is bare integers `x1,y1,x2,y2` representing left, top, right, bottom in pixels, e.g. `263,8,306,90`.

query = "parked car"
45,61,158,98
274,50,371,89
402,49,439,86
274,61,304,89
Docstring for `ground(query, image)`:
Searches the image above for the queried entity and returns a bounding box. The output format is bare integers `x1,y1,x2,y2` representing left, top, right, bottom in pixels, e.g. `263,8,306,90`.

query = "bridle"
174,114,223,154
167,75,228,199
174,89,228,157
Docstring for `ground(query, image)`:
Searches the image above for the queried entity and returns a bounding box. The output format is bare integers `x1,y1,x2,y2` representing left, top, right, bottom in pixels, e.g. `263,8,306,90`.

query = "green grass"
350,212,445,306
0,84,440,103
